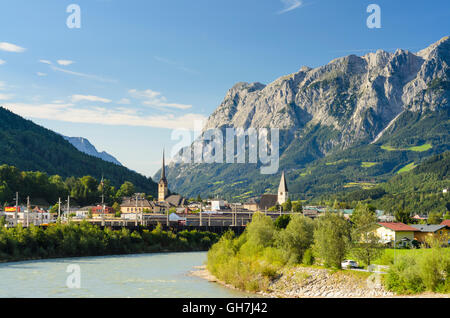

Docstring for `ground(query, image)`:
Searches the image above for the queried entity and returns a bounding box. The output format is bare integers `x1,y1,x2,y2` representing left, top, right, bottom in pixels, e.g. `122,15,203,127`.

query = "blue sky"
0,0,449,178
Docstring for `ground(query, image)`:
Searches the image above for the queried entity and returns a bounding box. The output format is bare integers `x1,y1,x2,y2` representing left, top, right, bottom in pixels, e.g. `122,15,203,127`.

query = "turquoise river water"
0,251,251,298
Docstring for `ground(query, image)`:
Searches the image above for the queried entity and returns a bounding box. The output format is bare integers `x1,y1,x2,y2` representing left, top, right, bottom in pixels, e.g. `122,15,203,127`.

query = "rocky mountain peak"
201,36,449,148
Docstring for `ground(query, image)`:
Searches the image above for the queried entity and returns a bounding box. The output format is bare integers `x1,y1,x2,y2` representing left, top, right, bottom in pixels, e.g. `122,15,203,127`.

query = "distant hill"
0,107,157,196
333,151,450,214
63,136,122,166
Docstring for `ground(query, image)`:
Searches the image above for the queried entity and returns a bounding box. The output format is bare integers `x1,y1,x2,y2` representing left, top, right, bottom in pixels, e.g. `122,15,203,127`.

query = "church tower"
158,149,168,202
277,171,289,205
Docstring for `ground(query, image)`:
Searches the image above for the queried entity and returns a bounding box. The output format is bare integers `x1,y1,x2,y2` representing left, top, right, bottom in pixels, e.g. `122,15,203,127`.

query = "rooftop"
377,222,418,232
410,224,447,233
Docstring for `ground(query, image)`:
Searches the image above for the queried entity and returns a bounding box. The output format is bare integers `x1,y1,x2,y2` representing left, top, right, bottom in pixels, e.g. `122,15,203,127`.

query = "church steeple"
278,171,289,205
158,149,168,202
161,149,166,182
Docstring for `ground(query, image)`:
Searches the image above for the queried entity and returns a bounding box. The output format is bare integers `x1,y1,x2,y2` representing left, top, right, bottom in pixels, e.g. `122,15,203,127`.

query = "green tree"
427,211,443,224
274,215,290,229
276,214,314,263
292,201,303,213
282,198,292,212
350,203,384,266
268,204,280,212
394,208,412,224
49,203,60,214
245,212,276,248
112,202,121,218
444,211,450,220
313,212,351,269
333,199,340,210
116,181,135,199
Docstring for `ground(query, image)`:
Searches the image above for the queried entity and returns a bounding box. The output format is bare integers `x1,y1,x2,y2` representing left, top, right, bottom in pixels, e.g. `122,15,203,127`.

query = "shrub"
302,248,314,265
385,243,450,294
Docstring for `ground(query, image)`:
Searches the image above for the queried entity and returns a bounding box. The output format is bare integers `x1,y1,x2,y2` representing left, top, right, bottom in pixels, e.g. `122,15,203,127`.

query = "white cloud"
39,59,52,65
51,65,117,83
57,60,74,66
71,94,112,103
0,59,5,65
154,56,198,74
37,72,47,76
278,0,302,14
118,98,131,105
128,88,192,110
0,42,26,53
4,103,206,130
0,93,14,100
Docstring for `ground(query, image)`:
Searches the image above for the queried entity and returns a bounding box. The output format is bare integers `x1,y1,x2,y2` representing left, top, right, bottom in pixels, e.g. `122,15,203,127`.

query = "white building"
211,199,225,211
277,171,289,205
1,206,52,226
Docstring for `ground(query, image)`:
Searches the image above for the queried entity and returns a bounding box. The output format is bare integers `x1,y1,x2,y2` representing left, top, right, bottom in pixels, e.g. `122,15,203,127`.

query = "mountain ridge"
63,136,122,166
161,36,450,201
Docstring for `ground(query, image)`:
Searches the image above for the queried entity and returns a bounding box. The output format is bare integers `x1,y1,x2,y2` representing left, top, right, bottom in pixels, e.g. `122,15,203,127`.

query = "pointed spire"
278,171,288,193
160,148,166,182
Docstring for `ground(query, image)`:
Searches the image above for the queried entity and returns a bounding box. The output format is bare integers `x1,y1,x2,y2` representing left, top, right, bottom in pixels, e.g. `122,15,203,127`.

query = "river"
0,252,251,298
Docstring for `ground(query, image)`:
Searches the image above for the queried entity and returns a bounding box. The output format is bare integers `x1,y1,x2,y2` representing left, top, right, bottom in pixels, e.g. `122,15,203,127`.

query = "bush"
385,243,450,294
302,248,314,265
274,215,291,229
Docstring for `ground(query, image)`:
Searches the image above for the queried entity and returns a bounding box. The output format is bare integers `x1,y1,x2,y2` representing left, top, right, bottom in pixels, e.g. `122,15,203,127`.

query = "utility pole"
26,196,30,227
135,193,138,227
101,176,105,227
14,192,18,226
58,197,61,222
166,207,169,227
232,204,235,227
199,202,203,227
140,194,144,226
67,196,70,220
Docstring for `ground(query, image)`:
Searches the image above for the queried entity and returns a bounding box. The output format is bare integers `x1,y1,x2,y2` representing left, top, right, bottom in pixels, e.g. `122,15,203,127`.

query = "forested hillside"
0,107,157,199
326,151,450,214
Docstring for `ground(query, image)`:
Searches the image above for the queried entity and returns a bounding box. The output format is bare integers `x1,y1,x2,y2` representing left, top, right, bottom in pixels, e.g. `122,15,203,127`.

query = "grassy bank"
382,246,450,294
0,221,218,263
370,248,450,265
207,212,450,295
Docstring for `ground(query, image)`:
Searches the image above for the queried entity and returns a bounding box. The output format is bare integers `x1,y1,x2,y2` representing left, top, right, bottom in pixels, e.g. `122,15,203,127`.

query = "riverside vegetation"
0,221,218,262
206,208,450,295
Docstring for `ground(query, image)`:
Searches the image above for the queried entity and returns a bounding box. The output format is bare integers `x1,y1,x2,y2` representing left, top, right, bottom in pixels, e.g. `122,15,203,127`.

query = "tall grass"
385,240,450,294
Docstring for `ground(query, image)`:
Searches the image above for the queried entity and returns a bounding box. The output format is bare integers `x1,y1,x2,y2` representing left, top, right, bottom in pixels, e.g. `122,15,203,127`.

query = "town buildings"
375,222,418,247
244,171,290,211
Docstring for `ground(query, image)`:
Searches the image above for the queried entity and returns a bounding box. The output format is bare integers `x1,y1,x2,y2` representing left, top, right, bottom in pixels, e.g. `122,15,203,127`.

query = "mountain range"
63,136,122,166
160,36,450,201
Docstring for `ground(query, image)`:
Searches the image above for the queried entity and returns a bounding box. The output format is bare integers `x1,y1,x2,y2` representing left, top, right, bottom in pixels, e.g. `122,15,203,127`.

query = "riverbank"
192,266,449,298
0,222,219,263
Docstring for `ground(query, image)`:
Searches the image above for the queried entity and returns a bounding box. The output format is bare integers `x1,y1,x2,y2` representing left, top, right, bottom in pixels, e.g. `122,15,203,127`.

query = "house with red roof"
441,219,450,227
375,222,419,247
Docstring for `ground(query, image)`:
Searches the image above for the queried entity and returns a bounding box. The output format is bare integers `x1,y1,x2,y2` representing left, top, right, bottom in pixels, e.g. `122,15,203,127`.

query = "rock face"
163,36,450,198
203,36,449,148
266,267,394,298
63,136,122,166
